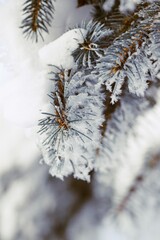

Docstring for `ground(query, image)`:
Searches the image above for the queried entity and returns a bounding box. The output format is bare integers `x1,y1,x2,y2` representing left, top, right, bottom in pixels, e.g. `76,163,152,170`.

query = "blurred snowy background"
0,0,160,240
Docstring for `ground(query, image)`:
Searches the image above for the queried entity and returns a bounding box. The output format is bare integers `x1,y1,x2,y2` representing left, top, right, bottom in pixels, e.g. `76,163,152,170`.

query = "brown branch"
31,0,42,32
53,69,71,130
116,153,160,213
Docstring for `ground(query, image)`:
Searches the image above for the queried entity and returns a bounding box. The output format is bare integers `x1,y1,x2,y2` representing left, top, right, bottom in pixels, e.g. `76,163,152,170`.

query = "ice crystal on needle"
72,20,113,68
38,66,104,181
97,2,160,104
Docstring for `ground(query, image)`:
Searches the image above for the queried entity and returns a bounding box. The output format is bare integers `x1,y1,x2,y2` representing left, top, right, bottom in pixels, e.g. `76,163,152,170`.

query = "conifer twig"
21,0,55,42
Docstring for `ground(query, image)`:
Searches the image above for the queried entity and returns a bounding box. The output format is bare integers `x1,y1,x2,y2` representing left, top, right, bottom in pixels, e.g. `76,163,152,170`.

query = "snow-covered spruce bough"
38,66,104,181
38,1,160,181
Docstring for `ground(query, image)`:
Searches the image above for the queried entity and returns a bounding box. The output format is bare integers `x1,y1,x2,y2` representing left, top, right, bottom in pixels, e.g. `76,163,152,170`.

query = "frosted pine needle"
38,66,104,180
72,20,113,68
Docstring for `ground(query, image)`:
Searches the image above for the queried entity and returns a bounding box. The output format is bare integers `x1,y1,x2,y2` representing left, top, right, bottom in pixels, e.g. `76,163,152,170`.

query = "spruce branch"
77,0,102,7
96,1,160,104
103,0,157,13
21,0,55,42
38,66,104,180
72,21,113,68
92,0,124,34
92,2,153,48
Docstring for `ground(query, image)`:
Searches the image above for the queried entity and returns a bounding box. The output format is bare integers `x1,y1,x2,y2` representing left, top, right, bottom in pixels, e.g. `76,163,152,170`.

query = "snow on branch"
97,1,160,104
103,0,157,13
38,66,104,181
72,20,113,68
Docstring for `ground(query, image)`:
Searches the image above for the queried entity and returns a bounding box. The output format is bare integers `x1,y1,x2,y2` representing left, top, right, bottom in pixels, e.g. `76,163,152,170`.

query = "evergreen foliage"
97,2,160,103
72,21,113,68
33,0,160,180
1,1,160,240
38,66,104,180
21,0,55,41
